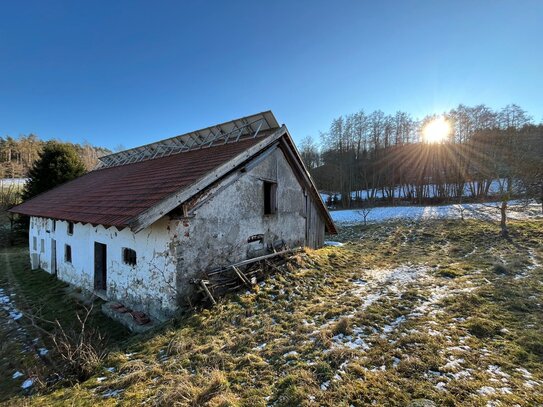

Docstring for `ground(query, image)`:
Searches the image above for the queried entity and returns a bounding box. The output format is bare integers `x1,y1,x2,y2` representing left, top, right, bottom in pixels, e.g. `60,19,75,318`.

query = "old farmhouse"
9,111,336,320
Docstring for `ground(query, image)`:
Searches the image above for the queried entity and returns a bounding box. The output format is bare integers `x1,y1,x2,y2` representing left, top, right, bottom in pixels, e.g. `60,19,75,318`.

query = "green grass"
1,219,543,406
0,246,129,403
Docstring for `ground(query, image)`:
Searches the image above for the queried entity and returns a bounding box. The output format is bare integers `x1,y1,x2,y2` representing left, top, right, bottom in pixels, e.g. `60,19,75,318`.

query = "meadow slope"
2,219,543,406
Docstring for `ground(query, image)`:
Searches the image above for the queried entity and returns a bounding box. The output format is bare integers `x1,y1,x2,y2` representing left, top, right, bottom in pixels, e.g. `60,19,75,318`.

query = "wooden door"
94,242,107,291
51,239,57,275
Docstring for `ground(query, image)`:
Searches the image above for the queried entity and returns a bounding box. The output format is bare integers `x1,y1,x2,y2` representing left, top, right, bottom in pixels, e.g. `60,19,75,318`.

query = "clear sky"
1,0,542,149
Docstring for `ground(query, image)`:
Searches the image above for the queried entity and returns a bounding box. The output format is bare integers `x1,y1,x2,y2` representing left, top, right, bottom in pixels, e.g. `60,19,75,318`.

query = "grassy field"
1,219,542,406
0,246,129,403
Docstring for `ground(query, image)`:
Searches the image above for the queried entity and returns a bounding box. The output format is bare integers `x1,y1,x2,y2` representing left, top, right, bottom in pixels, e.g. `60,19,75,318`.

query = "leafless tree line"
300,104,542,209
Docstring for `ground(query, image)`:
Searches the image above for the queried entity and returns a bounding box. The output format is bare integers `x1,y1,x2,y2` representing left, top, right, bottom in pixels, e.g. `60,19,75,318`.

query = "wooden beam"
232,266,251,287
206,248,298,276
200,280,216,305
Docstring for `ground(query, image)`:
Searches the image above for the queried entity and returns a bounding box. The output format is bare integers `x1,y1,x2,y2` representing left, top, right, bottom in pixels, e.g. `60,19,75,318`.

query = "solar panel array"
97,111,279,169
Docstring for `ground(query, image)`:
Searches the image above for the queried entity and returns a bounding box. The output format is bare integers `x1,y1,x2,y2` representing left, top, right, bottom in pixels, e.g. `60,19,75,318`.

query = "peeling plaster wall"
173,147,320,300
28,216,178,319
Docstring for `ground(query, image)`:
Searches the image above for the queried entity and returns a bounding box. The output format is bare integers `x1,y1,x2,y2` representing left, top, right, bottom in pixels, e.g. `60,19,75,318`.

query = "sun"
422,117,451,143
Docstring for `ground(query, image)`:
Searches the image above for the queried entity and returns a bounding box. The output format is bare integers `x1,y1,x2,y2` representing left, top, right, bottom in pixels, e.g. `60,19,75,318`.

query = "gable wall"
171,147,326,300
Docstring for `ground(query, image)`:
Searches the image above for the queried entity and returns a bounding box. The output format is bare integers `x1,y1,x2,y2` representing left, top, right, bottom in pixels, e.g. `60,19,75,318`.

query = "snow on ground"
330,201,541,225
0,285,50,387
321,179,508,203
0,287,25,323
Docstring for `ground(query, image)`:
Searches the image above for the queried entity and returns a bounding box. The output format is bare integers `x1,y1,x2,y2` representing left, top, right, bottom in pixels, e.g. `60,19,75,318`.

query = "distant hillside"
0,135,111,178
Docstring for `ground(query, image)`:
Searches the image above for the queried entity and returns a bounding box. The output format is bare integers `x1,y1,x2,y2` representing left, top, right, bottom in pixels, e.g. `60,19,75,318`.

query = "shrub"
332,317,352,336
466,317,500,338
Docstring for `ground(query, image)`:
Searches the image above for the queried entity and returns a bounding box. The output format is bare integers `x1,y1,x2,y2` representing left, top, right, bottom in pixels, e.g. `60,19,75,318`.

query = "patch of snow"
12,371,23,379
392,357,401,368
487,365,510,379
435,382,447,391
442,358,464,371
383,316,406,334
283,351,299,358
524,380,540,388
38,348,48,356
516,367,533,379
330,200,540,225
320,380,330,390
451,369,472,380
324,241,344,247
331,329,370,351
21,378,34,389
477,386,496,395
253,343,267,351
102,389,124,398
447,345,471,352
9,310,23,320
97,376,107,383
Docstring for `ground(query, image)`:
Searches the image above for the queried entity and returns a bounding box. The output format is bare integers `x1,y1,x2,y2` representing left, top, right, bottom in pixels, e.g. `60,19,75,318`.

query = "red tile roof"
10,136,268,228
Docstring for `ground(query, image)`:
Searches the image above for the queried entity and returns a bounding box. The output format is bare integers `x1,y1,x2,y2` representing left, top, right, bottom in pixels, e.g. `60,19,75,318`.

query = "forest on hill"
0,134,111,178
300,104,542,208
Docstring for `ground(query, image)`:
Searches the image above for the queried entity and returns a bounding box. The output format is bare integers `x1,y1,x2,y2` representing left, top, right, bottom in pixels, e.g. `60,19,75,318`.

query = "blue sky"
1,1,542,149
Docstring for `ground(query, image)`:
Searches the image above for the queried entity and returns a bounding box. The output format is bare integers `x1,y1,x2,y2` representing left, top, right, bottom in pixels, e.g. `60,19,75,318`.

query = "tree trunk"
500,201,508,238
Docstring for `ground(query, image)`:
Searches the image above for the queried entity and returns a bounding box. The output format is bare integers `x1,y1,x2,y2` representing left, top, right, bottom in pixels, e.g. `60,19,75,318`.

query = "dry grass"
4,219,543,406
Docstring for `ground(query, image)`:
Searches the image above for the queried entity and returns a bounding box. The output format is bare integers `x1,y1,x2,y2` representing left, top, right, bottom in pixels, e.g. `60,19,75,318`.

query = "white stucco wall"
29,216,178,319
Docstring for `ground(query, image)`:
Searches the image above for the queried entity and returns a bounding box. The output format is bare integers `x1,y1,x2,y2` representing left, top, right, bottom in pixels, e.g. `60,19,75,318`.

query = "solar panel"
96,111,279,169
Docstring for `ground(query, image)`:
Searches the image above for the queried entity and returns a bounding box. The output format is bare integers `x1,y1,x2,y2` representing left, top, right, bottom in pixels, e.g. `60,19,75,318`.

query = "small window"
32,237,37,251
67,222,74,235
52,220,56,232
40,239,45,253
123,248,137,266
65,244,72,263
263,181,277,215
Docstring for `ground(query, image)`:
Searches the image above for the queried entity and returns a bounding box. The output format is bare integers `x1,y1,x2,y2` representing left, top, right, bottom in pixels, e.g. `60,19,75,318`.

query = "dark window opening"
263,181,277,215
65,244,72,263
52,220,56,232
123,248,137,266
67,222,74,235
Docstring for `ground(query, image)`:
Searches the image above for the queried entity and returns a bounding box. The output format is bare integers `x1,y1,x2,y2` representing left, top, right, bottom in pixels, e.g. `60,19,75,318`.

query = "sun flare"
422,117,451,143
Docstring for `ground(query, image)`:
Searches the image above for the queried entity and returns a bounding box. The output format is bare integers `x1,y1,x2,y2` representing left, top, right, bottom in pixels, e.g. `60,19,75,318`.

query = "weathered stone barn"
9,111,336,319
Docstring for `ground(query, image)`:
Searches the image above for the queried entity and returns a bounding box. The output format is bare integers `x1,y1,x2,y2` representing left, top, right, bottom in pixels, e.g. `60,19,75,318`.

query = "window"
65,244,72,263
67,222,74,235
52,220,56,232
263,181,277,215
123,248,137,266
32,237,37,251
40,239,45,253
